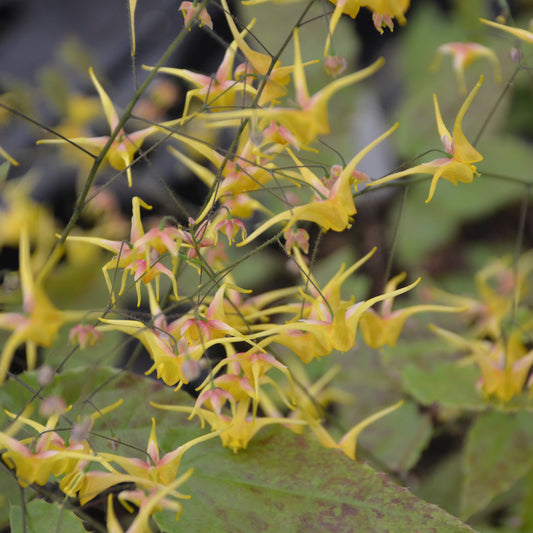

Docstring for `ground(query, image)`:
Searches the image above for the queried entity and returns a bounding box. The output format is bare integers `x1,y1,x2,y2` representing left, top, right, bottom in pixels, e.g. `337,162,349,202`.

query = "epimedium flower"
370,76,483,203
37,68,166,187
324,0,410,56
430,325,533,403
260,120,300,152
152,396,306,453
105,468,194,533
220,0,296,105
213,372,256,403
0,401,121,490
365,0,410,32
0,413,85,487
213,212,247,245
203,349,294,403
323,55,348,78
205,26,385,147
98,284,259,388
257,248,422,362
180,284,240,344
236,123,398,246
0,228,87,384
284,227,310,255
77,418,218,505
432,42,500,94
96,286,201,387
358,272,465,348
179,1,213,29
65,196,181,305
0,431,95,488
143,27,257,121
69,323,103,349
428,251,533,341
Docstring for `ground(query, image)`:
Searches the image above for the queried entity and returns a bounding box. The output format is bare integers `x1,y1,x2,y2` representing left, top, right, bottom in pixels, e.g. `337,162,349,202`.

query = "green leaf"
461,410,533,519
402,362,487,410
360,400,433,472
0,469,23,530
415,453,464,518
155,426,476,532
10,500,86,533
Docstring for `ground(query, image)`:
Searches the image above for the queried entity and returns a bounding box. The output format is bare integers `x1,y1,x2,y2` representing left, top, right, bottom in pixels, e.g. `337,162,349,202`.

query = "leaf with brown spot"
155,427,476,532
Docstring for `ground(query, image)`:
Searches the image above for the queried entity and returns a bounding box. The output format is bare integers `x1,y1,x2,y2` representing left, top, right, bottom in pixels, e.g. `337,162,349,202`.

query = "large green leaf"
154,426,476,532
10,500,86,533
461,411,533,519
402,362,486,410
402,362,533,413
360,400,433,472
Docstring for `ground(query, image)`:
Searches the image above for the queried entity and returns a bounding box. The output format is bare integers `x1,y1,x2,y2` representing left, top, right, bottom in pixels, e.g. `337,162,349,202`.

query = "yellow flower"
0,228,85,384
261,249,421,361
152,397,305,453
37,68,163,187
371,76,483,203
237,123,398,245
106,469,194,533
143,27,256,120
220,0,295,105
359,272,464,348
206,26,384,147
431,325,533,403
0,405,115,489
66,197,181,305
78,419,216,505
325,0,410,55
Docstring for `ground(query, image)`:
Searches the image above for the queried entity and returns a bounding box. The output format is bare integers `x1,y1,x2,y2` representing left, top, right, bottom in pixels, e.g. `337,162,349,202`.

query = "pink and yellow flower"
371,76,483,202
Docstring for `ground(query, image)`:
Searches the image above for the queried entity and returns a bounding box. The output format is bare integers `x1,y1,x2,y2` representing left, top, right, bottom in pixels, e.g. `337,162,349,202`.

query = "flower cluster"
429,252,533,403
1,0,516,530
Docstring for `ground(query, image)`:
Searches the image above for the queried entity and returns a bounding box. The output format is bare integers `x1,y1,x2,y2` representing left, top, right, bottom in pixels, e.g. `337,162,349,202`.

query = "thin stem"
382,184,408,297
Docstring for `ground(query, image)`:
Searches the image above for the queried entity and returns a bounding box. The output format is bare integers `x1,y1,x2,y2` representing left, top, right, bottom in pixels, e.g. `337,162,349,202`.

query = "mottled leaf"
462,411,533,518
154,426,476,532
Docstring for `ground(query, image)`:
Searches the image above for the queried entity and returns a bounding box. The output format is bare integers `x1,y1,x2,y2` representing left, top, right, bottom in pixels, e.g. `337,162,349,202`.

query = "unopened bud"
37,365,55,386
39,396,67,417
324,55,347,78
510,47,522,64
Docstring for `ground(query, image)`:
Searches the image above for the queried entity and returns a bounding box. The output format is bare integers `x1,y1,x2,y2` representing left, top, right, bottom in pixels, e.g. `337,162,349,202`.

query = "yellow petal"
452,76,483,163
338,400,403,460
433,93,452,144
89,68,119,131
480,18,533,45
